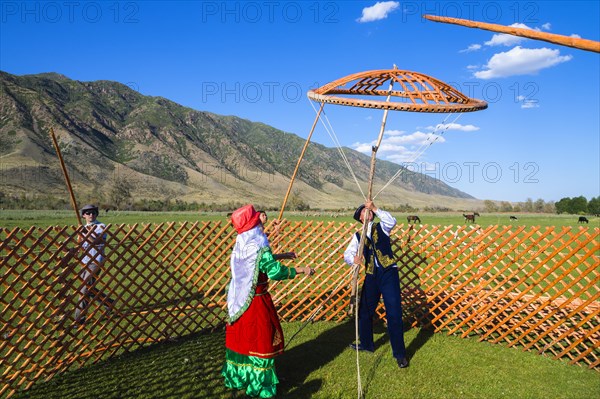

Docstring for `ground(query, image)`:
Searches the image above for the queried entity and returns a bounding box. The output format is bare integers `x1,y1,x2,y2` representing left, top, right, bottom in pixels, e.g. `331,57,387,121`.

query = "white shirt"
82,220,107,265
343,209,396,268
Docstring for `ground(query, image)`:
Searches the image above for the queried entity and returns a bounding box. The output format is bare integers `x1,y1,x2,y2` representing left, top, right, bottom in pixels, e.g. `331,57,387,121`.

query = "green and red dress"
222,230,297,398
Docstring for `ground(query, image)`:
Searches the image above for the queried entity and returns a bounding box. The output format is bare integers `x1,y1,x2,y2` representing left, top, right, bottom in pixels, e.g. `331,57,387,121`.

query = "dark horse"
578,216,589,223
463,214,476,223
510,215,518,221
407,215,421,224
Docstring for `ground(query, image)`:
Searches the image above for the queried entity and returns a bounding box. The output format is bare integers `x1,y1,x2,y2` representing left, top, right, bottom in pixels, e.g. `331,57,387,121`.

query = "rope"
373,113,455,198
352,263,363,399
309,99,367,200
304,99,464,399
282,260,364,397
284,265,356,349
373,113,463,199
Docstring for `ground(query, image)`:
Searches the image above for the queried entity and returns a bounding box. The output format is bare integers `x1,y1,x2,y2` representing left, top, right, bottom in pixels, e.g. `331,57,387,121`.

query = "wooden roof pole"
277,102,325,221
49,127,82,226
349,78,395,315
424,14,600,53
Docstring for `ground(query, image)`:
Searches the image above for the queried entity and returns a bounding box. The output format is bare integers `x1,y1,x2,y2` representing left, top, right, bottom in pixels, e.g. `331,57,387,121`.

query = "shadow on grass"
14,330,231,399
278,320,351,397
360,322,434,398
277,318,396,398
14,320,435,399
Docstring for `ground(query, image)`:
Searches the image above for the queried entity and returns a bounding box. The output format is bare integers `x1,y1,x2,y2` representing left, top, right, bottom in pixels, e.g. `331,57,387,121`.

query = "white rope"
353,262,363,399
373,113,454,198
309,99,367,200
284,265,355,349
373,113,463,199
305,100,465,399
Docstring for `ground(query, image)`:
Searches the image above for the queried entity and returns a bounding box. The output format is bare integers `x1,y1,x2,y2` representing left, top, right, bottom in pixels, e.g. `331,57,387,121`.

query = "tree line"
480,197,599,215
555,196,600,215
1,191,598,215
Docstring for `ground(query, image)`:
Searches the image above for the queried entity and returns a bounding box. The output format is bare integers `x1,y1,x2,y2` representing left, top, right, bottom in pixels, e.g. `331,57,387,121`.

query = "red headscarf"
231,204,261,234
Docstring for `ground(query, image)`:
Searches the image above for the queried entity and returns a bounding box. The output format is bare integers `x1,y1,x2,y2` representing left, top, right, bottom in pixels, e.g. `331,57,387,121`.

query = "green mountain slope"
0,71,480,210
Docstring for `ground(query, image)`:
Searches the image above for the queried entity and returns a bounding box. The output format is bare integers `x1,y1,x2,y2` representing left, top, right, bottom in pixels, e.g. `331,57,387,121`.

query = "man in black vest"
344,200,408,368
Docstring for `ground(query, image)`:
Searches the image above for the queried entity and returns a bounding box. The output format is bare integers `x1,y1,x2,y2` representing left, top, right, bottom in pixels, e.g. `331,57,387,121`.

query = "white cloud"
425,123,479,132
384,129,406,136
542,23,551,30
460,44,482,53
485,33,524,47
357,1,399,23
384,131,445,145
516,95,540,109
474,46,572,79
521,100,540,109
350,125,480,163
351,142,374,153
484,23,536,47
386,150,420,163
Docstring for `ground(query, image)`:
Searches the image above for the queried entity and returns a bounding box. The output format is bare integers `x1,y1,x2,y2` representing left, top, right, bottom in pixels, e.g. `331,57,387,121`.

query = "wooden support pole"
424,14,600,53
349,79,394,314
49,127,82,226
277,102,325,221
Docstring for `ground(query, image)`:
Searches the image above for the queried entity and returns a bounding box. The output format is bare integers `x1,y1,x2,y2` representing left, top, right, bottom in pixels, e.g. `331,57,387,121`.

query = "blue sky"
1,1,598,203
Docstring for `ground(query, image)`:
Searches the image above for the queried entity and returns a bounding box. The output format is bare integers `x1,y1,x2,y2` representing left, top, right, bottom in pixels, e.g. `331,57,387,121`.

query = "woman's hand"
273,252,297,260
299,267,314,276
280,252,297,260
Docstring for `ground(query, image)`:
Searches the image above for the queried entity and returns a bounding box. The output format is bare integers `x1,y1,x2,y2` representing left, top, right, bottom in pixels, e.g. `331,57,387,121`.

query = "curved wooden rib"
307,69,487,113
424,15,600,53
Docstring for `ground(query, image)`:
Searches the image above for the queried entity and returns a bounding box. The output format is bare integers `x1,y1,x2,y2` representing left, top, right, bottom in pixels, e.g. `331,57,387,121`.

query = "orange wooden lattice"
1,221,598,397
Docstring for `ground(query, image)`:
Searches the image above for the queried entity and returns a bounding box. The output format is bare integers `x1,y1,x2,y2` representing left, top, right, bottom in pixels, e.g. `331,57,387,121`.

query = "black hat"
353,204,365,222
80,204,99,214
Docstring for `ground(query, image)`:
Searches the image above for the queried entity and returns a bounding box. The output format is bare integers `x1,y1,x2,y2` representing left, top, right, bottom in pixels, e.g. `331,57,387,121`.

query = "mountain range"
0,71,482,210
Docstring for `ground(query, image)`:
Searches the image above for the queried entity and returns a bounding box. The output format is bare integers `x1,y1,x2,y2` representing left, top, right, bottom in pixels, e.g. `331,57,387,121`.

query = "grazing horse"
407,215,421,224
578,216,589,223
510,215,518,221
473,212,480,217
463,213,476,223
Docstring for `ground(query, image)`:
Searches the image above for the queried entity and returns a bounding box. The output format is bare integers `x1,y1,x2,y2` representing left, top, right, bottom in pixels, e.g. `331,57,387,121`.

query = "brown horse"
463,214,476,223
407,215,421,224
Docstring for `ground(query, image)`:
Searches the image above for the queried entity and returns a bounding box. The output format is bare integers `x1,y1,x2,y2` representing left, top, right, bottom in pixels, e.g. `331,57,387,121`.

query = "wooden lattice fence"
1,221,599,397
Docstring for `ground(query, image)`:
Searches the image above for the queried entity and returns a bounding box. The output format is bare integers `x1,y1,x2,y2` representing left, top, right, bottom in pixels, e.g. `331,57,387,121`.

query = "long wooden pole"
349,78,395,399
277,102,325,221
424,14,600,53
49,127,82,226
349,78,395,313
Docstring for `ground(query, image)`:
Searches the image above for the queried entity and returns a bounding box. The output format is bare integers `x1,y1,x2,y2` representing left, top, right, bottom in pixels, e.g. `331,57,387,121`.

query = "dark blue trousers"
358,265,406,359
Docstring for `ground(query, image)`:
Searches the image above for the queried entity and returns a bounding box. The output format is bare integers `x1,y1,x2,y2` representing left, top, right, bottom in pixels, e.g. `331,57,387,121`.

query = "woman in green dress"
222,204,314,398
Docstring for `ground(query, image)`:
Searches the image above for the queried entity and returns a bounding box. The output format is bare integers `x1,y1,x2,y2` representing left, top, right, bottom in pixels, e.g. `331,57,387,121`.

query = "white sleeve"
93,223,107,247
375,209,396,236
343,233,359,266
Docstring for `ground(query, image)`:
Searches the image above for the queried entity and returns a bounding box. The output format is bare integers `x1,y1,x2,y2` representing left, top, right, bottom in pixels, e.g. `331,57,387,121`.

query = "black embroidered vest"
357,222,396,274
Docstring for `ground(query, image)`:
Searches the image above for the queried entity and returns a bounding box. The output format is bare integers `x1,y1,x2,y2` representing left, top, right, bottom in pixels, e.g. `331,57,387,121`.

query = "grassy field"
3,211,599,398
13,321,600,399
1,209,598,229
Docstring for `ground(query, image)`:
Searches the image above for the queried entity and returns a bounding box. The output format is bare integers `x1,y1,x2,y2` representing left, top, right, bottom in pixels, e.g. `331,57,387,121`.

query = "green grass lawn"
4,211,599,398
1,210,598,230
13,321,600,399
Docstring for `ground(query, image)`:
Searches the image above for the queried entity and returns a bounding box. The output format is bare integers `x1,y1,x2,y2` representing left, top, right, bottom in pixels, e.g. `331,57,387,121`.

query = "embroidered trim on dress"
225,358,275,371
229,246,270,323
